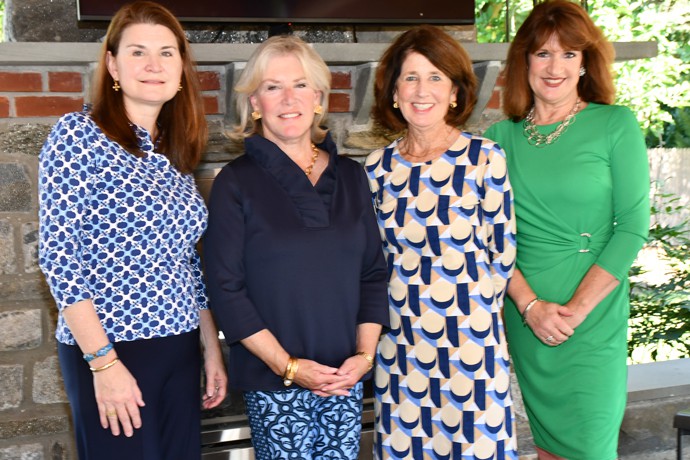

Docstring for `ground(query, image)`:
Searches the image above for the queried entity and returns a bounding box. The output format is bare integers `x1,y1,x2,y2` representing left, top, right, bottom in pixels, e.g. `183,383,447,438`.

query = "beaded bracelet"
83,342,113,362
90,357,120,373
521,298,541,325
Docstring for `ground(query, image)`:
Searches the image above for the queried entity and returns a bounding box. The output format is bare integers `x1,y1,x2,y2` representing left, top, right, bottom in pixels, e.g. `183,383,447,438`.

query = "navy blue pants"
58,330,201,460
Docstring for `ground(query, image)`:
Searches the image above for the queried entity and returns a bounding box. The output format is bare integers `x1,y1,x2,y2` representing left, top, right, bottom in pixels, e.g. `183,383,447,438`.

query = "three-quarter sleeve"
38,115,94,311
355,166,391,328
594,107,650,280
204,166,267,344
483,142,517,301
191,249,209,310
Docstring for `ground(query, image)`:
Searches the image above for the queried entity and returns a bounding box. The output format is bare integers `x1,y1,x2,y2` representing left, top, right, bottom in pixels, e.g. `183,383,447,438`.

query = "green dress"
484,103,649,460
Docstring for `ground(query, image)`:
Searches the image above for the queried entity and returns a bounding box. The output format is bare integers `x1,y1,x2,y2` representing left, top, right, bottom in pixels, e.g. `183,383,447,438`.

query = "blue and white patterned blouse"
39,111,208,345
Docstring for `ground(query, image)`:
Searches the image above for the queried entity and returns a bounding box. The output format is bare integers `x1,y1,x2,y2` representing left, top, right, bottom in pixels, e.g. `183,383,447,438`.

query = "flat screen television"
77,0,475,25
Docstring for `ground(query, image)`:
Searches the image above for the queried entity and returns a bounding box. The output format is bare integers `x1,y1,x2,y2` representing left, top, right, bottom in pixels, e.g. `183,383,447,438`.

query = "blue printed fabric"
38,111,208,345
244,383,364,460
365,133,518,459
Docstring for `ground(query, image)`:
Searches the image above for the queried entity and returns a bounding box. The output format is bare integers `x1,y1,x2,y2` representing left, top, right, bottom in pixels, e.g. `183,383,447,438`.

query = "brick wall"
0,67,358,119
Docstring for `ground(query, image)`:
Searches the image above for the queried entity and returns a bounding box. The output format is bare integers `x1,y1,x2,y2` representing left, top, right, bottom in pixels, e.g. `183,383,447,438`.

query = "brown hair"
502,0,615,121
372,25,477,133
91,0,207,174
231,34,331,143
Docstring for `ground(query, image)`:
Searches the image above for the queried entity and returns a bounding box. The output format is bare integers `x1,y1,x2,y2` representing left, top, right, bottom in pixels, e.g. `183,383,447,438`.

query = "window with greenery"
475,0,690,148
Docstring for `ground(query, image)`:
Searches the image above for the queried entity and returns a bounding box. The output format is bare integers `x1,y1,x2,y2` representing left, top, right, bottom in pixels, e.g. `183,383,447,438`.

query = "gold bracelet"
356,351,374,371
283,356,299,387
522,298,541,325
90,357,120,373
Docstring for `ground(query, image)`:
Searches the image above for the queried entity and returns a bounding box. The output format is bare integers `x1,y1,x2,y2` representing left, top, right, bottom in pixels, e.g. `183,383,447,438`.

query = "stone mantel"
0,41,658,65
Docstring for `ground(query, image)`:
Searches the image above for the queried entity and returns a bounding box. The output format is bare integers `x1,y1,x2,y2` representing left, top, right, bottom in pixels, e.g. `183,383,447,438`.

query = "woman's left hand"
526,300,575,346
315,354,371,397
201,349,228,409
561,305,588,330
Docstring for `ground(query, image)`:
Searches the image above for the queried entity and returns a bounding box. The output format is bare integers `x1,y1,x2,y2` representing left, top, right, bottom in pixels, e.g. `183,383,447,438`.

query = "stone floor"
518,449,680,459
623,450,678,460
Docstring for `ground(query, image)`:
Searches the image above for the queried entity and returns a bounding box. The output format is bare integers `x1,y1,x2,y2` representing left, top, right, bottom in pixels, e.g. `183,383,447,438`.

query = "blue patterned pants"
244,382,363,460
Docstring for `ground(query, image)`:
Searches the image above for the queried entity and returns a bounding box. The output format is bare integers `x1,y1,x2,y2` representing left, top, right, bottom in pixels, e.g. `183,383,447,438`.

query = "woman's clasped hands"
524,299,587,346
292,354,372,398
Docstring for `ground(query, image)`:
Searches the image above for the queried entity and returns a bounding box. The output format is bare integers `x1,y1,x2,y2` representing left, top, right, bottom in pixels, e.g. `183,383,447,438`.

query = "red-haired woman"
485,1,649,458
38,2,227,458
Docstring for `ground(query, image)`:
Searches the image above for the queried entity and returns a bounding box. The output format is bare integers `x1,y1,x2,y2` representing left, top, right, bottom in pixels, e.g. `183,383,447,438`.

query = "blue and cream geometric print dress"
365,132,518,460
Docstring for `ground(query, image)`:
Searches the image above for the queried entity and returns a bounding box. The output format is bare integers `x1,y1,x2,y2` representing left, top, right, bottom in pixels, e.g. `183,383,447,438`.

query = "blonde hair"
232,35,331,143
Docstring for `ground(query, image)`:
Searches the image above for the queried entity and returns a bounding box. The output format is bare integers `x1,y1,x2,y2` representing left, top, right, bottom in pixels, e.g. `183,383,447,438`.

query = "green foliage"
645,105,690,148
475,0,690,148
475,0,534,42
628,191,690,362
598,1,690,148
0,1,4,42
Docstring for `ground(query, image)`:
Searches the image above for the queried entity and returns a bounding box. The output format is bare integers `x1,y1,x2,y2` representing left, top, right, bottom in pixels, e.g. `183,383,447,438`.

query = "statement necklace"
304,143,319,176
523,98,581,147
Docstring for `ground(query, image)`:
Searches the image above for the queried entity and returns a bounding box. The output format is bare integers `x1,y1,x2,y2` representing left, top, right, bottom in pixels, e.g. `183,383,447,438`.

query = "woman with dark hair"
38,2,227,458
204,34,389,460
366,25,518,459
485,1,649,458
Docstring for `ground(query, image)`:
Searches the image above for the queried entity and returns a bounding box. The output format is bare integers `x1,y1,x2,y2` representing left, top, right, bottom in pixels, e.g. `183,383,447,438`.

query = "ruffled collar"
244,132,338,228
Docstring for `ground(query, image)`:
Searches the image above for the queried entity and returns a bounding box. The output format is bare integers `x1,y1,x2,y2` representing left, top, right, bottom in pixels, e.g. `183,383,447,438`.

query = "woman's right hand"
524,300,575,346
93,360,145,437
291,359,350,397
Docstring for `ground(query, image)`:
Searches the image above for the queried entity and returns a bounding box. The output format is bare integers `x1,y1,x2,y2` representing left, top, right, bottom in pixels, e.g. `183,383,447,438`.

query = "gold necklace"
400,127,458,161
304,143,319,176
523,98,581,147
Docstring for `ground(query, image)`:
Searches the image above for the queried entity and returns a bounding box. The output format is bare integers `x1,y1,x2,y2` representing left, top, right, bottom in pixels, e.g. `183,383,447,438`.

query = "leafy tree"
475,0,690,147
628,191,690,362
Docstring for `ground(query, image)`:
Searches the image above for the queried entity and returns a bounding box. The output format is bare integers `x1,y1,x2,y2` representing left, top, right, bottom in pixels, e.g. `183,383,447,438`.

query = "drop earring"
112,80,121,91
178,83,183,92
579,67,586,77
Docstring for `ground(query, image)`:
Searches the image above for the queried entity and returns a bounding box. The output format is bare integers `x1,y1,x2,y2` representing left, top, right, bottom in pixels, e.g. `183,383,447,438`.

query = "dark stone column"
7,0,106,42
5,0,355,43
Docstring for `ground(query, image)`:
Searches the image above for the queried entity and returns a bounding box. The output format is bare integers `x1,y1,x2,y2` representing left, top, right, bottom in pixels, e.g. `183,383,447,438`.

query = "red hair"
91,0,207,173
502,0,615,121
